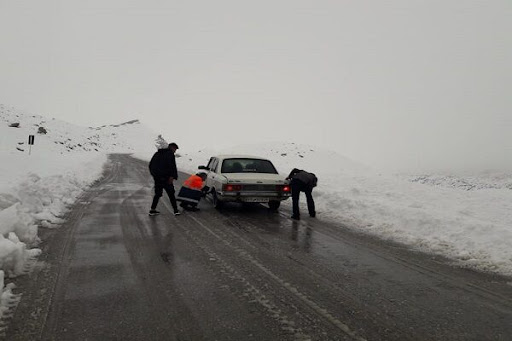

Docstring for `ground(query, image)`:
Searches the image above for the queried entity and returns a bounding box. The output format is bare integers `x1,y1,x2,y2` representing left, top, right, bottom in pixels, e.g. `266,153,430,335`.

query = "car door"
205,157,220,190
211,158,222,191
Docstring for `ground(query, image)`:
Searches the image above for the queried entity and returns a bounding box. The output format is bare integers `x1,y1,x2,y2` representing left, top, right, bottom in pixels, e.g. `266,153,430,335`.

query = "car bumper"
218,191,291,203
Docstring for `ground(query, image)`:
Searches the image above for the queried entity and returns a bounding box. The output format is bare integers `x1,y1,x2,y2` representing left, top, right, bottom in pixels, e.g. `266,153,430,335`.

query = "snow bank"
0,270,21,326
0,104,161,280
409,172,512,191
317,173,512,275
0,154,107,277
0,103,166,329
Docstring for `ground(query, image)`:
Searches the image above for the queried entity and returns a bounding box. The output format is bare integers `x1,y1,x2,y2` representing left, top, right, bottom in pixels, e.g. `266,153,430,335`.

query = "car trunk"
224,173,286,186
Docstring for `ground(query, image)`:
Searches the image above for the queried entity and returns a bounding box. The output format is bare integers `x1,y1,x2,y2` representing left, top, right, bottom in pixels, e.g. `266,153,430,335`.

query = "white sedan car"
198,155,291,210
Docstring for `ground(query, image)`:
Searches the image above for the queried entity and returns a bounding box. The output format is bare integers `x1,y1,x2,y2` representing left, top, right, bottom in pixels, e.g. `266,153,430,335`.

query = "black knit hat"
168,142,179,149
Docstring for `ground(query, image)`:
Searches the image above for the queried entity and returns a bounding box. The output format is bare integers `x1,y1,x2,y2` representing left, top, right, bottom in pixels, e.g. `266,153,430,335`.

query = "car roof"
215,154,272,161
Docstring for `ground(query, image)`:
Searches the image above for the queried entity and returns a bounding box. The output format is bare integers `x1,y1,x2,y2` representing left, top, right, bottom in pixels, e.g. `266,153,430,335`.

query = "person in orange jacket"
177,172,209,211
183,173,206,190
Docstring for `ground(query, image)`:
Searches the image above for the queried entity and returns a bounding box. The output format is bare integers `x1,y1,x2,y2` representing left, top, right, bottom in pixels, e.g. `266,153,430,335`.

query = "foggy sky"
1,0,511,171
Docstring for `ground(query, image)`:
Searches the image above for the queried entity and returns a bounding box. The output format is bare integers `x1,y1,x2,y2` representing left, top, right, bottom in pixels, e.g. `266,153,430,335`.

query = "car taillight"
277,185,291,192
224,184,242,191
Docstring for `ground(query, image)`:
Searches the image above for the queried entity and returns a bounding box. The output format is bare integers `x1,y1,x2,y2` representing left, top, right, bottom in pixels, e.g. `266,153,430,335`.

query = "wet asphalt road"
6,154,512,340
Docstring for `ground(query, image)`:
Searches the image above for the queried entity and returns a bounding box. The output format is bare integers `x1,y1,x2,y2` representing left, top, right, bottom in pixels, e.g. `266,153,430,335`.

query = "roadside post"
28,135,34,155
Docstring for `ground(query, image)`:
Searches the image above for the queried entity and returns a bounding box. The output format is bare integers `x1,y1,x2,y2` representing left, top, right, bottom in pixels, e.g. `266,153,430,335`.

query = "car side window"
211,158,219,173
206,158,214,169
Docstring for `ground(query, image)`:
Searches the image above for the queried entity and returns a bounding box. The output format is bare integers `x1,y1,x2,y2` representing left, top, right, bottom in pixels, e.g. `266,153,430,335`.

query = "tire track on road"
191,215,366,341
164,200,366,340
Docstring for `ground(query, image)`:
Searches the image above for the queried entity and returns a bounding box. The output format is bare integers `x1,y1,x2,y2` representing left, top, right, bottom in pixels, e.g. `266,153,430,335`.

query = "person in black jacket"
286,168,318,220
148,142,180,216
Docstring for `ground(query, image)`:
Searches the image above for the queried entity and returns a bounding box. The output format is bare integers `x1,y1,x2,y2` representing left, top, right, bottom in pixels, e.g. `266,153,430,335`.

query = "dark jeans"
178,186,209,209
290,178,315,217
151,177,178,211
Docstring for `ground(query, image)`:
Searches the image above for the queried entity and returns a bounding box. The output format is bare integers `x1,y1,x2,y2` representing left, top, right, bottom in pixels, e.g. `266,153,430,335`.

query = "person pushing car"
177,172,209,211
286,168,317,220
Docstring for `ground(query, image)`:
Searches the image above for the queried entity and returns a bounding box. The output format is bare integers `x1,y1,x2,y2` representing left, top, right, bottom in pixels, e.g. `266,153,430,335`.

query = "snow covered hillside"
175,143,512,279
0,104,163,156
174,141,368,176
0,103,165,192
0,103,163,321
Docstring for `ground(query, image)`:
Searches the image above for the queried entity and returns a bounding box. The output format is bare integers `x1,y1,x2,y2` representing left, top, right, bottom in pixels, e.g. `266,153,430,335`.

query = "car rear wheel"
212,190,223,209
268,201,280,211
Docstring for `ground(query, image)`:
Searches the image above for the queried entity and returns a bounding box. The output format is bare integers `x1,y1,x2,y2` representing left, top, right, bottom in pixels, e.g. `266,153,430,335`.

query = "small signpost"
28,135,35,155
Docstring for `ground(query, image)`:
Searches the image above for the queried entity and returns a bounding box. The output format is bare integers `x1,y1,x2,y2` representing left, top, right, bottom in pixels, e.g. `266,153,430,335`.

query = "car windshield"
221,158,278,174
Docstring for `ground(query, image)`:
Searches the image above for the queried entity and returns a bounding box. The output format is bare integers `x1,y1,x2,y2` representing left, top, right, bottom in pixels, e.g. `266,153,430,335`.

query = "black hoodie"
287,168,317,189
149,148,178,179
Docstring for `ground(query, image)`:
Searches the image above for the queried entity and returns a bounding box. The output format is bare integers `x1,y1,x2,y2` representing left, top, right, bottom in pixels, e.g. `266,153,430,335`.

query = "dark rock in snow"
9,122,20,128
37,126,48,134
110,119,140,127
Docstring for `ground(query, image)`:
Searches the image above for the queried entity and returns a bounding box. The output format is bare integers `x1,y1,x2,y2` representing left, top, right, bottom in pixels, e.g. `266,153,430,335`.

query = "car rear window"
221,158,278,174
